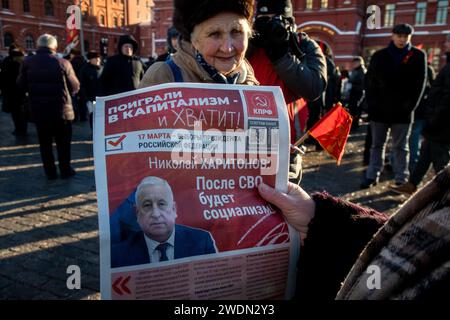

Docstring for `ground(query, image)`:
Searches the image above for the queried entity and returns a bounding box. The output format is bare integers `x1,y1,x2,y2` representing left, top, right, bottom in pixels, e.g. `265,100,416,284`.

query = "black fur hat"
392,23,414,35
173,0,255,41
256,0,293,17
86,51,100,59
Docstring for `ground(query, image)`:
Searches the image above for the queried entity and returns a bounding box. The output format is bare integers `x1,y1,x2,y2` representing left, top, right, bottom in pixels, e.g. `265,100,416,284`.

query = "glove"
264,32,289,62
254,16,290,62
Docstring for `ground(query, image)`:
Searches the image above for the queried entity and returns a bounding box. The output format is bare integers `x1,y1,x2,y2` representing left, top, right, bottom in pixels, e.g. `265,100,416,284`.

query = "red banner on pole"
309,102,352,165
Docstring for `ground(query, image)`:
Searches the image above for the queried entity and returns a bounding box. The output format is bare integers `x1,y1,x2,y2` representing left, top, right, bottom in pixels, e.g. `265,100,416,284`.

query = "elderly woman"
112,0,257,245
139,0,257,87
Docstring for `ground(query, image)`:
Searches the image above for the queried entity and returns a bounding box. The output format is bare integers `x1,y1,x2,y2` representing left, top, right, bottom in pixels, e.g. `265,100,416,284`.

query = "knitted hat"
167,26,179,52
256,0,293,17
86,51,100,59
392,23,414,35
173,0,255,41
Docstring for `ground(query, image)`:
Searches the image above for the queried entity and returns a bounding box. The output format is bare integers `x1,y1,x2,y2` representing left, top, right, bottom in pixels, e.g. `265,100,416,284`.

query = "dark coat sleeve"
272,33,327,101
99,57,114,96
364,51,382,117
63,60,80,95
294,192,388,300
423,63,450,144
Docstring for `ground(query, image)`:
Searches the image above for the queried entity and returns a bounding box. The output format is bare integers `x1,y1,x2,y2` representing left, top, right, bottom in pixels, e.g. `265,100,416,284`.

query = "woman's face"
191,12,251,75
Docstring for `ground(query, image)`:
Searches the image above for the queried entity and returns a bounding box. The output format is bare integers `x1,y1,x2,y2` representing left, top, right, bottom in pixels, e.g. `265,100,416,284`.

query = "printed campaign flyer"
93,82,299,299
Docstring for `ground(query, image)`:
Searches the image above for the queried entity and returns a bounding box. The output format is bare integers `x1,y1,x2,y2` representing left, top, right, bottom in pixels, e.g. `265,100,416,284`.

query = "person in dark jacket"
322,48,340,113
17,34,80,180
0,44,27,136
348,56,367,130
79,51,103,130
408,63,436,172
258,164,450,300
155,26,179,62
68,48,87,121
247,0,327,182
392,36,450,195
100,34,145,96
362,24,427,188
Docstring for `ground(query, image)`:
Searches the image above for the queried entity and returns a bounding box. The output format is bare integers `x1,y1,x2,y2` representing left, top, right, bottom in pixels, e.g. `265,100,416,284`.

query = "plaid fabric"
337,165,450,300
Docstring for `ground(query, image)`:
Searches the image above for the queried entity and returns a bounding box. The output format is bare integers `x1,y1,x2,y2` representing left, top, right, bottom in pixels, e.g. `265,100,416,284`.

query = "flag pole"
293,132,310,147
79,0,85,56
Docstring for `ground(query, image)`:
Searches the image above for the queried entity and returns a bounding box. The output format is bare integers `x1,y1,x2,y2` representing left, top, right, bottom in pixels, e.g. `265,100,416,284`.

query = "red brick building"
146,0,449,70
2,1,448,69
295,0,449,70
0,0,153,57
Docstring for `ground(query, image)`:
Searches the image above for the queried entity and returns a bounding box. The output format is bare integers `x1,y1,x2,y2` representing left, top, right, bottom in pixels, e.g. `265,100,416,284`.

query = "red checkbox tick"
108,135,126,147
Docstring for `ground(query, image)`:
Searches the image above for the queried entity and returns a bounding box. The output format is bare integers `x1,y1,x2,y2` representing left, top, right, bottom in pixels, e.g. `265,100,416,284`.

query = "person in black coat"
0,44,27,136
362,24,427,188
17,34,80,180
408,63,436,172
68,48,87,121
392,35,450,194
100,34,144,96
348,56,366,130
79,51,102,130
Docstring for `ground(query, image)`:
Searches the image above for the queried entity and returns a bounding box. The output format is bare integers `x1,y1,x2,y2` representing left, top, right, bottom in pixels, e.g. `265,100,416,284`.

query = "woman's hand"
258,182,315,244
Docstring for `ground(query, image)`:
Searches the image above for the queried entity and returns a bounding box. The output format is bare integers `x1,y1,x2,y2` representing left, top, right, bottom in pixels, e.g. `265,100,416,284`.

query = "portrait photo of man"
111,176,218,268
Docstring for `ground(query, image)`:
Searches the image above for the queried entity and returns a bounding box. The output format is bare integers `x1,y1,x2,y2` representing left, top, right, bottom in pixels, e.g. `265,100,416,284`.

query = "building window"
23,0,30,12
321,0,328,9
384,4,395,27
99,14,105,26
415,3,427,25
2,0,9,10
113,17,118,27
137,0,139,5
4,32,14,48
436,0,448,24
44,0,54,16
82,10,89,20
25,35,34,50
120,17,125,26
306,0,313,10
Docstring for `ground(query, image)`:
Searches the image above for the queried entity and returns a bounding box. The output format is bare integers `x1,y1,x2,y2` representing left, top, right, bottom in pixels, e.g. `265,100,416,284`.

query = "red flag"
309,103,352,165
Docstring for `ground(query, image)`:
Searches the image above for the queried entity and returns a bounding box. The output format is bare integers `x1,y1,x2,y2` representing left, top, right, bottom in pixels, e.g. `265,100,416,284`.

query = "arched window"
2,0,10,10
4,32,14,48
23,0,30,13
44,0,54,16
113,16,118,27
25,35,34,50
99,14,105,26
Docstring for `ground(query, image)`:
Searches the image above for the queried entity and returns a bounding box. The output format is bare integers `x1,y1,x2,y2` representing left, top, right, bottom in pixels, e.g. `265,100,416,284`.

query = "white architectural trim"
297,20,360,35
365,30,450,37
335,55,356,59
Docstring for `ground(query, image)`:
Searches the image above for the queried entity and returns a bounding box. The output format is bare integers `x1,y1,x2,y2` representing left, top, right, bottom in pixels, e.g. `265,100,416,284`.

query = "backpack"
166,59,183,82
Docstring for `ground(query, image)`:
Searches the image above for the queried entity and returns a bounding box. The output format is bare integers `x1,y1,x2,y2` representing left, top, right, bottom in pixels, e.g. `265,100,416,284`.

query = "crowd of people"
0,0,448,300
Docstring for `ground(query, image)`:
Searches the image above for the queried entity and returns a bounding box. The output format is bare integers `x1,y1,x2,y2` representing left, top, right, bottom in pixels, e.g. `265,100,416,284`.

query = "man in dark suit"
111,176,217,268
